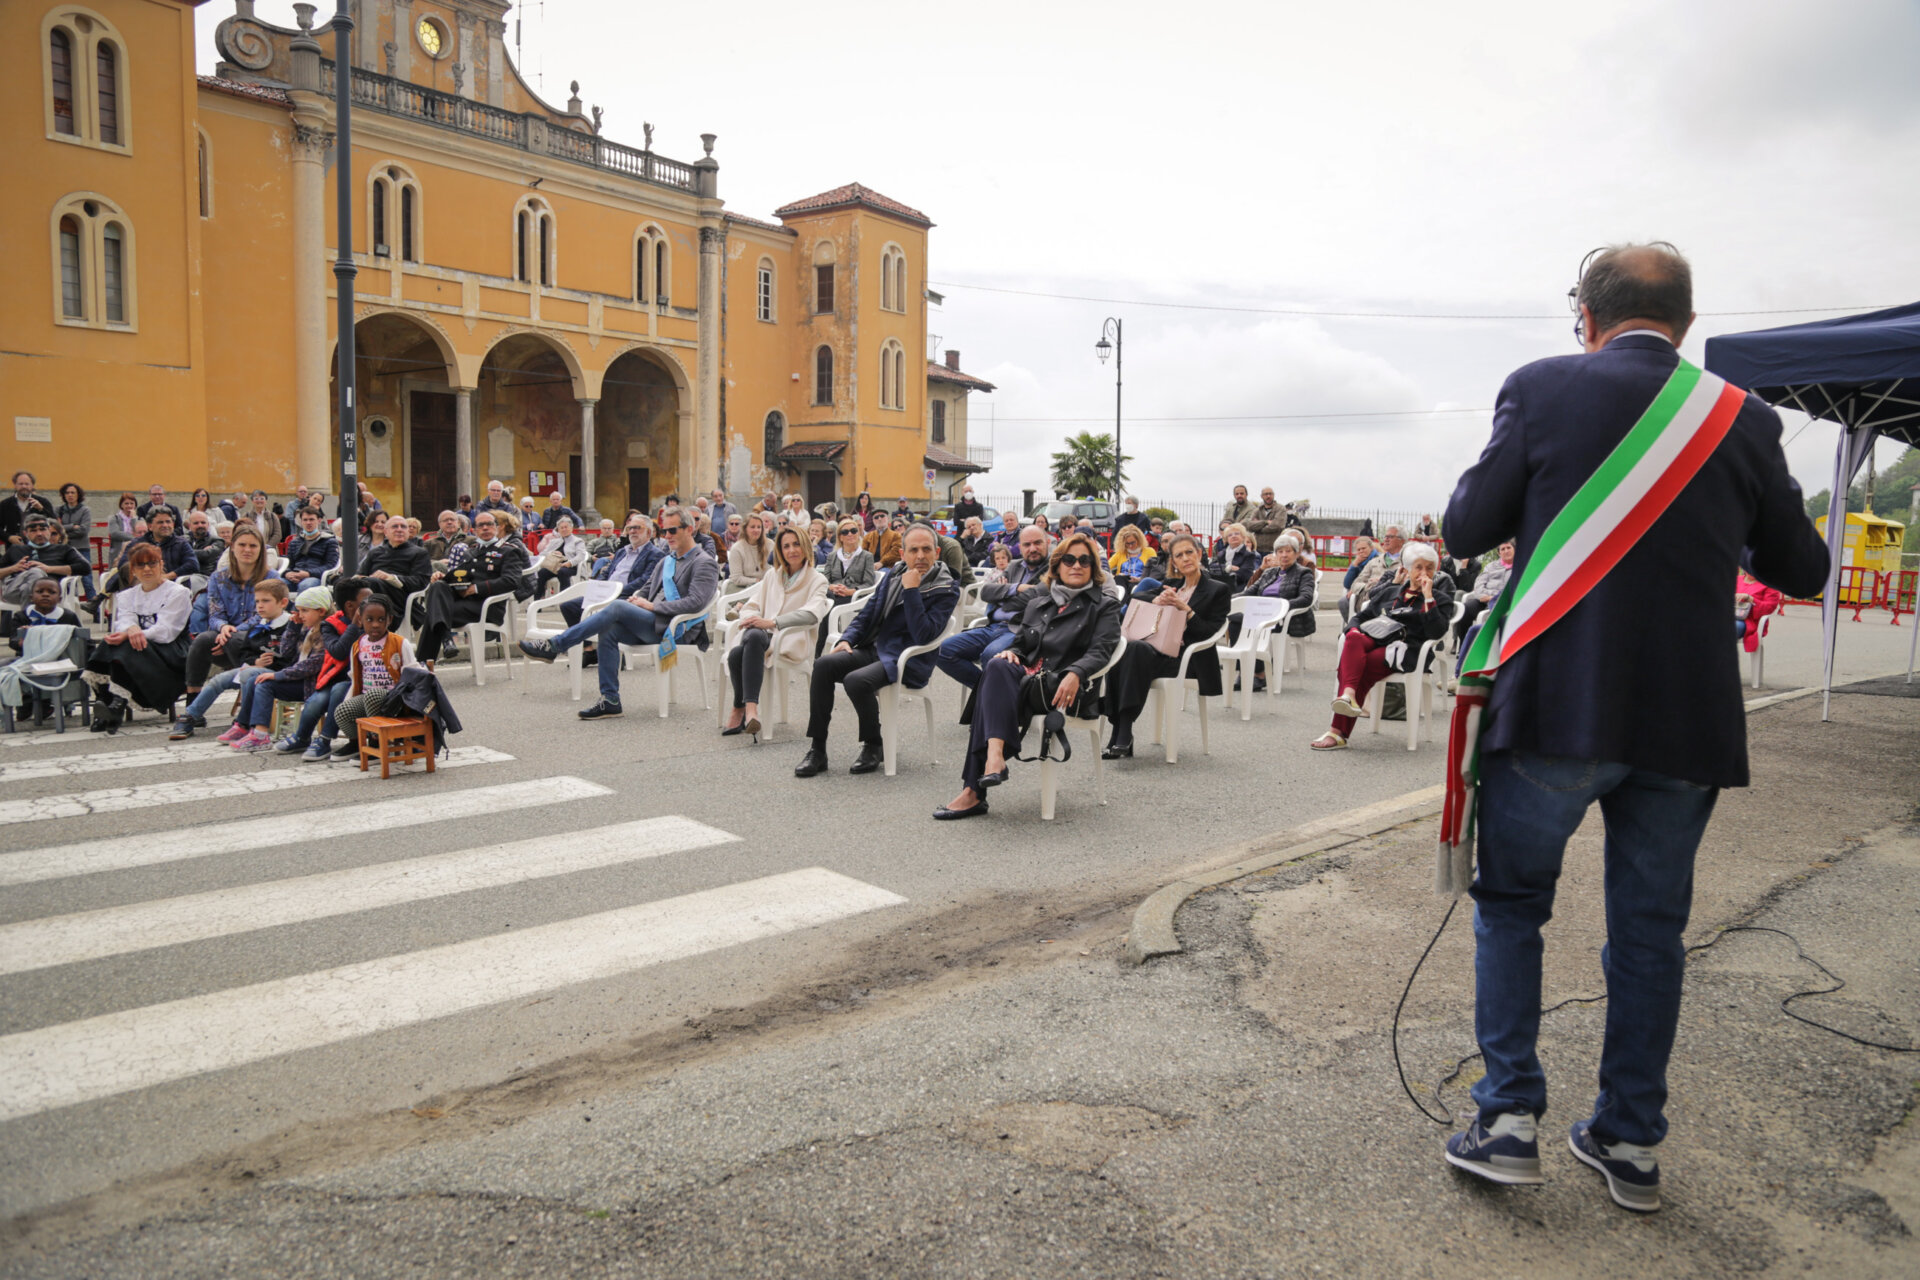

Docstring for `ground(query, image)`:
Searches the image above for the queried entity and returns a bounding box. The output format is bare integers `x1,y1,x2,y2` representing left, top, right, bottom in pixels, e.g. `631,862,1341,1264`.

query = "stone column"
454,10,474,100
577,398,598,522
392,0,411,80
486,19,507,106
455,388,476,507
291,121,334,489
696,225,724,495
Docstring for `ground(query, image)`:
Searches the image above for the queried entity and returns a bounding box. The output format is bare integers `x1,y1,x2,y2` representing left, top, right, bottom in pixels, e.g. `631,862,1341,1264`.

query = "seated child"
172,579,298,739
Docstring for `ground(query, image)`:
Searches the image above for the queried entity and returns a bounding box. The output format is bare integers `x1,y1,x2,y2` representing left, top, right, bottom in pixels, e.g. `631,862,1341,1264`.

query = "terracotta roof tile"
724,211,797,235
198,75,292,105
927,360,996,392
773,183,933,228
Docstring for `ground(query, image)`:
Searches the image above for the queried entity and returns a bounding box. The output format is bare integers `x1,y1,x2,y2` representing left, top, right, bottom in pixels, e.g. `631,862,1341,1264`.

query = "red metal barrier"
1890,570,1916,624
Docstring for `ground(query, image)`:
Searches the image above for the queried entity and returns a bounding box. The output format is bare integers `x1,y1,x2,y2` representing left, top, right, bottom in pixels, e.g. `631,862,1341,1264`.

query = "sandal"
1310,731,1348,751
1329,693,1364,719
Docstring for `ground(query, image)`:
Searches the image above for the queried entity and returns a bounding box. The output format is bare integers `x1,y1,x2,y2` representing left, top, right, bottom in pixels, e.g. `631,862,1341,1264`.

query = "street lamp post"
329,0,360,574
1094,318,1122,501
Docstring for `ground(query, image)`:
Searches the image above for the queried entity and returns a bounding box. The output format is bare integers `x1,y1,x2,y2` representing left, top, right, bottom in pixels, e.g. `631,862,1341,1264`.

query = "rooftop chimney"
944,350,960,370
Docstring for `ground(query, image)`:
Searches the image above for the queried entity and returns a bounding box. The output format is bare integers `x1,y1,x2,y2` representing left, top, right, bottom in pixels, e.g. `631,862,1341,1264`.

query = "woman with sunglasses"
936,531,1121,819
1099,533,1232,759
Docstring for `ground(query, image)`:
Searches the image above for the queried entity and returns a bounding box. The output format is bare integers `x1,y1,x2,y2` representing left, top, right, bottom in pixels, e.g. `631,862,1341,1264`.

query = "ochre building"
4,0,994,520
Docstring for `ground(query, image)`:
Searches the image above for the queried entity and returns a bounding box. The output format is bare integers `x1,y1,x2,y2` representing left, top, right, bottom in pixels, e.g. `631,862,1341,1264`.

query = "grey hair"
1402,541,1440,570
1578,242,1692,336
1382,524,1404,538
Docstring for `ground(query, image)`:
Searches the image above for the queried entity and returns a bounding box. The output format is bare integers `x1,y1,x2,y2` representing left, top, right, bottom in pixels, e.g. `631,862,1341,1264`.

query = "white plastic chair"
956,581,986,627
1145,620,1230,764
617,593,722,718
1747,612,1772,689
1219,595,1291,720
1021,636,1127,821
465,589,522,685
1362,638,1445,750
58,574,87,612
1282,575,1323,678
524,580,619,700
877,619,956,777
717,616,822,741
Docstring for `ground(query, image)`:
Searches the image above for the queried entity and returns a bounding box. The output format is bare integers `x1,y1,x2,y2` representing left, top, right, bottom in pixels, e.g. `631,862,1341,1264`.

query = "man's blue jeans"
553,600,669,704
1469,749,1718,1148
935,620,1019,689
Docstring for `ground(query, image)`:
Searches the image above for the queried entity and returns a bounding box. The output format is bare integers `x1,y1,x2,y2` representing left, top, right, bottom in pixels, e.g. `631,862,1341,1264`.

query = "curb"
1124,682,1840,967
1124,786,1444,965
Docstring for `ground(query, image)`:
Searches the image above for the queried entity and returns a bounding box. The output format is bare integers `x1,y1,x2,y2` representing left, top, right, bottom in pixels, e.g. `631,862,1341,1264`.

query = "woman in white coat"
723,525,830,741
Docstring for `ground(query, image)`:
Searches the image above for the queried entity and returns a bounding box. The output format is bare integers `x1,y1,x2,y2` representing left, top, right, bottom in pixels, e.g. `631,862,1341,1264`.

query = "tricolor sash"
1436,358,1747,895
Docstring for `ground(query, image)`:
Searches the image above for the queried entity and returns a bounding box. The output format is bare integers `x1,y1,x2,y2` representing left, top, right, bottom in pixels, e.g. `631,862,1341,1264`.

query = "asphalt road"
0,607,1909,1223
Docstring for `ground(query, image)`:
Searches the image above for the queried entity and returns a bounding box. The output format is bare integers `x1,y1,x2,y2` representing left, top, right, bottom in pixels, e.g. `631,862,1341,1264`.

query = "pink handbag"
1122,599,1186,657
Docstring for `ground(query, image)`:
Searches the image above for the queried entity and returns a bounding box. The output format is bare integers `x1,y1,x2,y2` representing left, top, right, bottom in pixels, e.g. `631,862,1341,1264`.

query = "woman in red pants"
1312,542,1452,750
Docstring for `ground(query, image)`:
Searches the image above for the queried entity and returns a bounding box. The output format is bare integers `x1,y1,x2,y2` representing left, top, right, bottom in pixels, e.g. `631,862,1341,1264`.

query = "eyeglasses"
841,529,860,536
1057,553,1096,568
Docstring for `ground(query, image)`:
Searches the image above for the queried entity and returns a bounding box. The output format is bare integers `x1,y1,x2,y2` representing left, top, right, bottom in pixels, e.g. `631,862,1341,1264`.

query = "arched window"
400,184,415,261
58,215,83,318
49,28,75,135
635,225,670,307
812,240,836,314
514,196,552,284
755,258,775,323
43,9,131,151
196,128,211,219
373,165,420,262
879,339,908,410
372,179,387,254
51,192,135,330
764,410,785,460
814,345,834,406
880,244,907,313
95,40,118,145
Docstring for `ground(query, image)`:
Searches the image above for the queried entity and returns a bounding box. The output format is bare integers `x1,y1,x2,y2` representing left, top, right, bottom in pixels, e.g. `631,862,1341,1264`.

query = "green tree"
1049,431,1130,499
1804,446,1920,521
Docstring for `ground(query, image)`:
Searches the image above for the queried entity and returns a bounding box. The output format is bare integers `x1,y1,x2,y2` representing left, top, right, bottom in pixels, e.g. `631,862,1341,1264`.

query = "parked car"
929,505,1007,535
1038,499,1117,537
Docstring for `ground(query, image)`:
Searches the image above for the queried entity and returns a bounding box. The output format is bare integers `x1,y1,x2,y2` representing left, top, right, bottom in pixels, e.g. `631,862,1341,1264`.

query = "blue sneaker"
1444,1111,1543,1185
1569,1120,1660,1212
300,743,331,763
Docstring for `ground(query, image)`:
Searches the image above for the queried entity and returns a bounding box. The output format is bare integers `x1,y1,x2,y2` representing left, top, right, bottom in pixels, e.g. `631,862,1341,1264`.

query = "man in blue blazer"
797,525,959,777
1439,244,1828,1212
555,516,664,629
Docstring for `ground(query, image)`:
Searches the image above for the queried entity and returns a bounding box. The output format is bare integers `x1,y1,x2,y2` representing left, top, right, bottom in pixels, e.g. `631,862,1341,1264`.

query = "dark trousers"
806,645,889,748
1470,750,1717,1147
415,582,510,662
960,656,1025,791
534,566,575,598
1099,643,1179,738
727,627,773,707
1454,596,1490,644
184,629,237,688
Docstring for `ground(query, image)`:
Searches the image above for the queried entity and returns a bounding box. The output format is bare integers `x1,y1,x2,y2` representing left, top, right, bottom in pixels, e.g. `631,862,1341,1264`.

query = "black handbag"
1013,669,1072,763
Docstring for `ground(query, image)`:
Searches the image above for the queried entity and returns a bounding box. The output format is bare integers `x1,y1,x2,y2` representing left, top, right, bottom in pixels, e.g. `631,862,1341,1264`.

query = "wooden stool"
356,716,435,779
267,699,304,741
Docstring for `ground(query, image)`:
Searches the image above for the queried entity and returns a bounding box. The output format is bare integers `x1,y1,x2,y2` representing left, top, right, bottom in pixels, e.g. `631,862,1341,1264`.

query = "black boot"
849,742,884,774
794,743,829,778
91,696,126,735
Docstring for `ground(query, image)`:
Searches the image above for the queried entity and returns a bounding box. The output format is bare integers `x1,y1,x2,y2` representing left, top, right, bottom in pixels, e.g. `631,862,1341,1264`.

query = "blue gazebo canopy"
1704,302,1920,443
1703,302,1920,712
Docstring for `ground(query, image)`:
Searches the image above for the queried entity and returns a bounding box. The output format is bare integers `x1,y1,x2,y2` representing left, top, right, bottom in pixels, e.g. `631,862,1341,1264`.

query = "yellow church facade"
4,0,991,520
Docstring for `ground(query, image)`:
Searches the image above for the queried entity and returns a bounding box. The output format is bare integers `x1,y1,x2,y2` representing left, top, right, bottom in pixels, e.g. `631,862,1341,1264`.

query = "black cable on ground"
1393,906,1917,1127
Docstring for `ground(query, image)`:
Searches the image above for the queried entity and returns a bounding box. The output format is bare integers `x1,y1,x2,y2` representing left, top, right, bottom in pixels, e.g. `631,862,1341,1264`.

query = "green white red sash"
1436,358,1748,895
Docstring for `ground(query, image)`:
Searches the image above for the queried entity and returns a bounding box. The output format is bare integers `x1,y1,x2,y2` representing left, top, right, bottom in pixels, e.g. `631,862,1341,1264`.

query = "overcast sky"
198,1,1920,513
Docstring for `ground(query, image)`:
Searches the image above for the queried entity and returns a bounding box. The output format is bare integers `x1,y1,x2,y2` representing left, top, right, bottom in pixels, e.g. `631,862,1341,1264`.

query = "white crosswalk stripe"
0,776,613,887
0,816,741,975
0,723,166,749
0,868,906,1121
0,742,238,783
0,746,515,827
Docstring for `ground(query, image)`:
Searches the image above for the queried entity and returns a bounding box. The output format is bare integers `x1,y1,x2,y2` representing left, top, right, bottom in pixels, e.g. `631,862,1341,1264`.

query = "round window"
415,16,448,59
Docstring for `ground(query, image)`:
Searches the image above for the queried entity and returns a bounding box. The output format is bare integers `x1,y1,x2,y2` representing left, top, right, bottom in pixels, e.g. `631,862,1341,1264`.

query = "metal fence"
979,494,1438,536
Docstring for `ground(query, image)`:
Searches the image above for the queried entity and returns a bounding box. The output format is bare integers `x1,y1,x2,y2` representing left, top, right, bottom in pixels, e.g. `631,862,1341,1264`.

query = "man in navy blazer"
555,516,664,629
797,525,959,777
1439,244,1827,1211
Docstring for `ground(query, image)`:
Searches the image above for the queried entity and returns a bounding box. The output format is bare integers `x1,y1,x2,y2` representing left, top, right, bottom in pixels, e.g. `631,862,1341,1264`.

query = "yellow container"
1815,511,1908,601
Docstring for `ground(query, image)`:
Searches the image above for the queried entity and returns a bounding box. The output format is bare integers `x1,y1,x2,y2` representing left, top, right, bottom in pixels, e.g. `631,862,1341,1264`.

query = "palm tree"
1049,431,1130,499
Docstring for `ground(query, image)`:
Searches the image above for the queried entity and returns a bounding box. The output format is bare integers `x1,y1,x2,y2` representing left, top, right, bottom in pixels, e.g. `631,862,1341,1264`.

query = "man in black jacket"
281,506,340,590
363,511,434,619
1439,244,1828,1211
415,510,533,664
0,472,56,545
